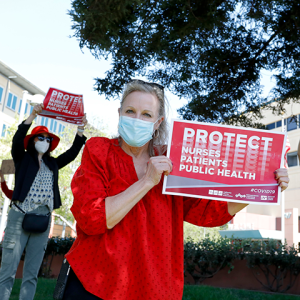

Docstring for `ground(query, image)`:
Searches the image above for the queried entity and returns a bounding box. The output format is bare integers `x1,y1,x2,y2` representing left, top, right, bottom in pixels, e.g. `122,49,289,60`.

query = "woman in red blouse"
64,80,289,300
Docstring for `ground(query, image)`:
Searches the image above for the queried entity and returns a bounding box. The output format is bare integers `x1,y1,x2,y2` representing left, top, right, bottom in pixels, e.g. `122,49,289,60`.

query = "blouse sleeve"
70,137,110,235
1,181,13,200
183,197,233,227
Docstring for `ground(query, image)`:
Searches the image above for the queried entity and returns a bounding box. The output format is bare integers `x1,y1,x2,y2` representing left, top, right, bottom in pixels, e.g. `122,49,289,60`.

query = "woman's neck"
120,139,149,159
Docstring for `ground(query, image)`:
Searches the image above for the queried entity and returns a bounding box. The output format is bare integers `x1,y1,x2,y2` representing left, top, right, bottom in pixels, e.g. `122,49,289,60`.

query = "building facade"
0,60,65,137
220,102,300,247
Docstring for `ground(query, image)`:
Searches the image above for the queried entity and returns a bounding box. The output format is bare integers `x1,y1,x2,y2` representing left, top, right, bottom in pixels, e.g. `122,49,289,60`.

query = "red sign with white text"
162,120,286,205
39,87,85,125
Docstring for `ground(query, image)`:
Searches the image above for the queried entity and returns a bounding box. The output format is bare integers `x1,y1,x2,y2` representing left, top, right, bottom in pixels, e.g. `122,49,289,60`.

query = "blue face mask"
118,116,159,147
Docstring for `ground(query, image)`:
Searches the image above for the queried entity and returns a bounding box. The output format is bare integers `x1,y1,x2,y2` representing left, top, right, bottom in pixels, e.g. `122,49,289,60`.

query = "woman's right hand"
31,103,44,116
25,103,44,124
143,156,173,187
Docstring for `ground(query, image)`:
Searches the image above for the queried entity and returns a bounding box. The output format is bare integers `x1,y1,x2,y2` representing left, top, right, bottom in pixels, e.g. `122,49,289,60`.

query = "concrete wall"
51,224,73,238
231,208,277,230
246,101,300,217
230,207,300,247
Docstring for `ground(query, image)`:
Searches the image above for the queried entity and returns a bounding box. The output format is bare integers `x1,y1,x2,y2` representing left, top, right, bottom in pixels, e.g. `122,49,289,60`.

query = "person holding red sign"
0,104,87,300
63,80,289,300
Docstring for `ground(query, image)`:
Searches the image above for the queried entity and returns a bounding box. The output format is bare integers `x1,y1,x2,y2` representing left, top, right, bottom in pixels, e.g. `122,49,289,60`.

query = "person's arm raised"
76,113,87,137
24,103,43,125
11,104,42,163
55,114,87,169
105,156,172,229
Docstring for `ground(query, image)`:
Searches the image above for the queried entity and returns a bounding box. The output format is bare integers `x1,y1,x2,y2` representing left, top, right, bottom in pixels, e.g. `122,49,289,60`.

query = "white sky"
0,1,276,136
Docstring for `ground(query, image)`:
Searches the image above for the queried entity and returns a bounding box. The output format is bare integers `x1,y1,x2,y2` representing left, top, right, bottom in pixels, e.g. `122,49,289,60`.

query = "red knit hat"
24,126,60,152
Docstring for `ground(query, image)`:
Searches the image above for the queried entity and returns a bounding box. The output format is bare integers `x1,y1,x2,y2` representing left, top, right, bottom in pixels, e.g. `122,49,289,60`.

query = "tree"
184,222,228,242
69,0,300,127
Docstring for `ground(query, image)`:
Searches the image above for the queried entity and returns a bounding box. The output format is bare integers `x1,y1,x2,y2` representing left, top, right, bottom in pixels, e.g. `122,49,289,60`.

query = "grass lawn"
183,285,300,300
10,279,300,300
11,278,57,300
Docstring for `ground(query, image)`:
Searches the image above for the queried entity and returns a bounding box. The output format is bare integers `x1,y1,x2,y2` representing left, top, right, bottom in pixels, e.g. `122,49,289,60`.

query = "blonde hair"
119,80,169,156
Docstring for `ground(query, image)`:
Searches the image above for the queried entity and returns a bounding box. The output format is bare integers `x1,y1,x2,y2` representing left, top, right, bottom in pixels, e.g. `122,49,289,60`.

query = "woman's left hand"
78,113,87,130
274,168,289,192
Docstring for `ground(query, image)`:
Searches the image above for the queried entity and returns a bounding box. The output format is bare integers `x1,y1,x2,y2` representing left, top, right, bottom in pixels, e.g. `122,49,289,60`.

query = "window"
50,120,58,133
6,92,18,111
1,124,6,137
40,117,50,127
18,99,23,114
6,93,12,108
58,124,65,134
287,152,299,167
266,123,275,130
30,106,33,115
287,117,297,131
266,116,300,131
53,121,57,133
0,86,3,103
12,96,17,110
25,103,28,115
276,119,286,128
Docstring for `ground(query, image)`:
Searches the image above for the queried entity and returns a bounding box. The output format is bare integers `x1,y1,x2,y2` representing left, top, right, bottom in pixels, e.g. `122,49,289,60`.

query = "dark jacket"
11,122,87,209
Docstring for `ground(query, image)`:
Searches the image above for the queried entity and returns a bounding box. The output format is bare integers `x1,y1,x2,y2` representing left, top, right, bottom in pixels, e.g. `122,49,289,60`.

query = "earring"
153,130,159,139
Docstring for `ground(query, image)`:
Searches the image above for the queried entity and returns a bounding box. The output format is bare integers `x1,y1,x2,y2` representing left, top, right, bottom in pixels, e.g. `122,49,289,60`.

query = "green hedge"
243,239,300,293
39,236,75,278
184,236,237,284
184,237,300,293
44,236,75,256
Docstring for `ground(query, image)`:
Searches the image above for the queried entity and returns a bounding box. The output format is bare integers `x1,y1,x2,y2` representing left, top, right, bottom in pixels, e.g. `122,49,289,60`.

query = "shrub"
184,237,300,293
184,236,239,284
243,239,300,293
39,236,75,278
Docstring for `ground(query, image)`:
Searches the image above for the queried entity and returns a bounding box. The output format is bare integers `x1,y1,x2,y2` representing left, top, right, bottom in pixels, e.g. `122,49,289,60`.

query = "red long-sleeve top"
66,137,233,300
1,181,13,200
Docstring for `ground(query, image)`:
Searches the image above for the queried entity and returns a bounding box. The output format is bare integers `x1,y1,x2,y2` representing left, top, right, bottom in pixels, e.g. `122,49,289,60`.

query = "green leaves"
184,236,238,284
44,236,75,256
184,237,300,293
244,239,300,293
69,0,300,126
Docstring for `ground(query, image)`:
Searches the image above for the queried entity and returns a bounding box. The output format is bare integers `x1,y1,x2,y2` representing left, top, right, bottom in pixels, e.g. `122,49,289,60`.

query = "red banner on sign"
39,87,85,125
162,120,286,205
